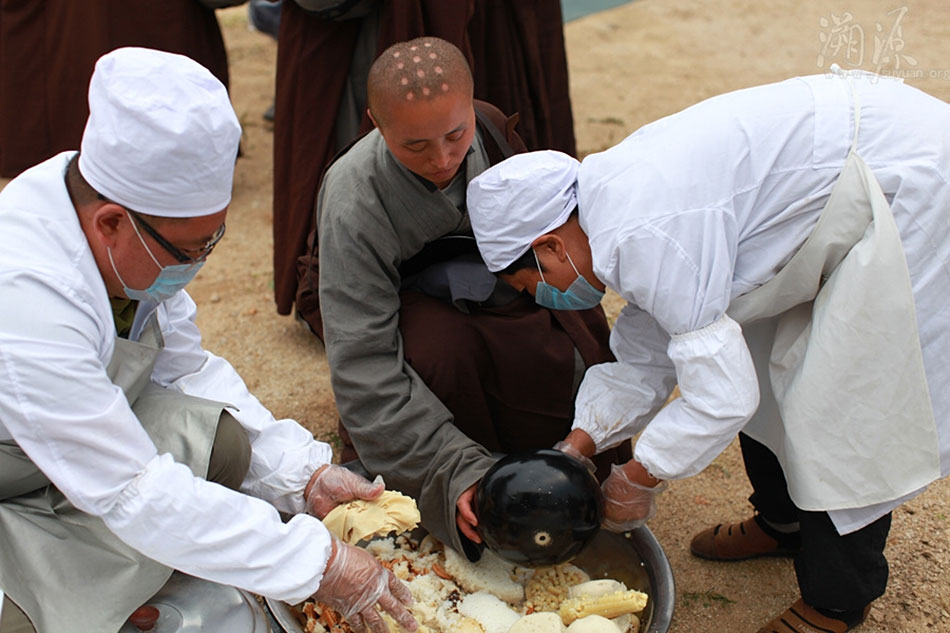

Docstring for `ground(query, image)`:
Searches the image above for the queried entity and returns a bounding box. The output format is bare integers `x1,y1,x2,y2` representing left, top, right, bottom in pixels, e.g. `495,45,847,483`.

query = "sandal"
757,598,870,633
690,516,799,561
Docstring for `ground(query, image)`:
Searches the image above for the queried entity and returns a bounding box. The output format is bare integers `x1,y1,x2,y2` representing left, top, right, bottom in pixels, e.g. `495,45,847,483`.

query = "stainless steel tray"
118,572,272,633
266,526,674,633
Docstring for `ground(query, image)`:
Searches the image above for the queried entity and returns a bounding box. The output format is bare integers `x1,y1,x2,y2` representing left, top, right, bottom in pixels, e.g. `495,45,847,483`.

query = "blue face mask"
108,214,203,303
533,249,604,311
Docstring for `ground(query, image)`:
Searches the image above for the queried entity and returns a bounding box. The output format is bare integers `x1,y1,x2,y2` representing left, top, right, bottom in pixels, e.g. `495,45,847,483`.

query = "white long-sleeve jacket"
0,152,333,602
571,74,950,531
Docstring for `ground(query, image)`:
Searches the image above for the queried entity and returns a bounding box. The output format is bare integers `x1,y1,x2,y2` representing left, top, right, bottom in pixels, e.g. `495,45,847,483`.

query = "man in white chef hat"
464,69,950,633
0,47,417,633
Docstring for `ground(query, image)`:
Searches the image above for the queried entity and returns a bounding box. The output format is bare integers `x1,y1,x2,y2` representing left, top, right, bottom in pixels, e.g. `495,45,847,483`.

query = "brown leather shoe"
690,516,798,561
756,598,870,633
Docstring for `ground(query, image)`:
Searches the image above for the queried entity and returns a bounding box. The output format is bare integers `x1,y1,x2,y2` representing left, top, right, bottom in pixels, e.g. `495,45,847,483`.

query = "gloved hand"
305,464,385,519
601,463,668,532
314,536,418,633
553,440,597,475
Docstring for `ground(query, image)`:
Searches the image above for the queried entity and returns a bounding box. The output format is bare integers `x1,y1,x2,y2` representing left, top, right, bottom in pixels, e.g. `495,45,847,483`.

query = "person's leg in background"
247,0,282,121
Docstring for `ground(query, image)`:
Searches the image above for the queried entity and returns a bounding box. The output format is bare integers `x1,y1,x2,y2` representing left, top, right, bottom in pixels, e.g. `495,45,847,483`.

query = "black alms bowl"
475,449,604,567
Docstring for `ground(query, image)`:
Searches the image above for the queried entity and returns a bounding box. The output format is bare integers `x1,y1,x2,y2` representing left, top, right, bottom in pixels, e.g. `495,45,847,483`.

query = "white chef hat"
466,150,580,272
78,47,242,218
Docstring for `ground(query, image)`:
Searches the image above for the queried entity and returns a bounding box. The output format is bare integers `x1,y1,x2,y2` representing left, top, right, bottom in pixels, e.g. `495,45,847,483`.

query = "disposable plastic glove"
305,464,385,519
314,535,418,633
601,463,668,532
553,440,597,475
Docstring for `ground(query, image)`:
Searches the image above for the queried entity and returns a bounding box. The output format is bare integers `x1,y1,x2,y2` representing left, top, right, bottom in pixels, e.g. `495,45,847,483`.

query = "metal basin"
571,526,675,633
117,572,272,633
266,526,674,633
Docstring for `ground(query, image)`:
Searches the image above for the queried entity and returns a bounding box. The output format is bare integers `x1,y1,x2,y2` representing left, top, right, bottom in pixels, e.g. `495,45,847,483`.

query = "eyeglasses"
99,195,226,263
128,211,226,264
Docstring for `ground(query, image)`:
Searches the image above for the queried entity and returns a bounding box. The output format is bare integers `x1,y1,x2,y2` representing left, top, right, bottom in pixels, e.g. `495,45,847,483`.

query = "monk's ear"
367,108,380,130
531,234,566,261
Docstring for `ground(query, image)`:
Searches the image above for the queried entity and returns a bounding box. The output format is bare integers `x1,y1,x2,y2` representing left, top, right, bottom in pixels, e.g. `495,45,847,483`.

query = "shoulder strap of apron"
831,63,861,154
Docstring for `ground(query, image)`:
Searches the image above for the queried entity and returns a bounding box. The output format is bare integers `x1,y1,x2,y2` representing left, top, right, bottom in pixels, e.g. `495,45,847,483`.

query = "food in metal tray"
291,533,647,633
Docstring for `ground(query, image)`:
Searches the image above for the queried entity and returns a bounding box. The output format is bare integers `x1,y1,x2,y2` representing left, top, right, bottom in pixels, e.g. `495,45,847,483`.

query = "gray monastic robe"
316,127,624,557
318,130,496,555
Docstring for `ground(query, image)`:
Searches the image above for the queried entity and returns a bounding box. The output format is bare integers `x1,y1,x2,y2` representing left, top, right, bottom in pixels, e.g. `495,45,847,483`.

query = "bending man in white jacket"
465,70,950,633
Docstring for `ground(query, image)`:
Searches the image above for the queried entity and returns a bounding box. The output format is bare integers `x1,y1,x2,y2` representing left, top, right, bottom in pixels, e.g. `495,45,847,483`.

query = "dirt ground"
13,1,949,631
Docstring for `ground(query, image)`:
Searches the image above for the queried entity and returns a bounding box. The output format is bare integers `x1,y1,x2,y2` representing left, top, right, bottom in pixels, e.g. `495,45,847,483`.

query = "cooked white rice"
458,591,521,633
565,615,622,633
296,534,645,633
443,546,525,605
508,612,566,633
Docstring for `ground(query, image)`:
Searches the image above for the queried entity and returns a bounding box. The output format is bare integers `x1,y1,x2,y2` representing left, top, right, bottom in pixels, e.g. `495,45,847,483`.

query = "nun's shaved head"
367,37,473,129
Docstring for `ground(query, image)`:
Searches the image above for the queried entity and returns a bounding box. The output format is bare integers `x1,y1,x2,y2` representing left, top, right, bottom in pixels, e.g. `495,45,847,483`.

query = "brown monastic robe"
0,1,229,178
272,0,575,314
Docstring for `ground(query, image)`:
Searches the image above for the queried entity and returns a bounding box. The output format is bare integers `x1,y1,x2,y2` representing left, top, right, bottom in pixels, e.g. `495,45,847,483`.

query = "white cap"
466,150,580,272
79,47,242,218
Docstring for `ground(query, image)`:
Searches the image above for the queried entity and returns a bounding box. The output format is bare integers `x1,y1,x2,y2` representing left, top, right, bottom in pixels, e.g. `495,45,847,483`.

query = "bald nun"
466,69,950,633
0,47,416,633
300,36,624,561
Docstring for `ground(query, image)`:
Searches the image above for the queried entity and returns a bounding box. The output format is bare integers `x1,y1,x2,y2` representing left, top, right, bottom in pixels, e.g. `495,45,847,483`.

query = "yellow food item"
294,533,649,633
557,590,648,626
567,580,633,633
524,564,590,613
322,490,421,545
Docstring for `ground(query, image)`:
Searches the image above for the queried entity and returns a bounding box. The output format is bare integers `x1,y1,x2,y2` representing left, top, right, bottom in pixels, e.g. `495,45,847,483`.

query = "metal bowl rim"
265,527,674,633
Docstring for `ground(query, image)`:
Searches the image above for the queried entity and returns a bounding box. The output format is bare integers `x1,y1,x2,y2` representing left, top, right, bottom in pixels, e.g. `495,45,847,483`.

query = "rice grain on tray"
294,534,647,633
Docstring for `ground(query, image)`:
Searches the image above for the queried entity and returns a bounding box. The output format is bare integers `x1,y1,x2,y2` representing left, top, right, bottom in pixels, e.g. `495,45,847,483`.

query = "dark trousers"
740,432,891,611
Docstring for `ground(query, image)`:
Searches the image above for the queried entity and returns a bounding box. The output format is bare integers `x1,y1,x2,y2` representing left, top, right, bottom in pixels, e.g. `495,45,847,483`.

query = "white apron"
0,315,224,633
727,68,941,512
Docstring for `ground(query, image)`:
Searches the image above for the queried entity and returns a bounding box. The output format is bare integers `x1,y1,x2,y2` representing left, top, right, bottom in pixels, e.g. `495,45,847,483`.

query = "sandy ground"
5,1,948,631
204,2,950,631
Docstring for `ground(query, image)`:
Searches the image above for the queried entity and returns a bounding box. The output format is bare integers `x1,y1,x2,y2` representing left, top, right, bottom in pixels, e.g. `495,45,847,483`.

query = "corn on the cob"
557,590,648,625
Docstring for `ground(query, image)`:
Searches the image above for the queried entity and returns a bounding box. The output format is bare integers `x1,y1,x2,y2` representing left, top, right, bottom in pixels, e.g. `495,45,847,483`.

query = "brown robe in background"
271,0,575,315
468,1,576,158
0,0,229,178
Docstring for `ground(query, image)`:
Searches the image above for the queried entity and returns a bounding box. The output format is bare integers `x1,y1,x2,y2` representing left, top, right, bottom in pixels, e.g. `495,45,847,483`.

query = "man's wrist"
621,459,661,488
564,428,596,457
305,464,330,500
